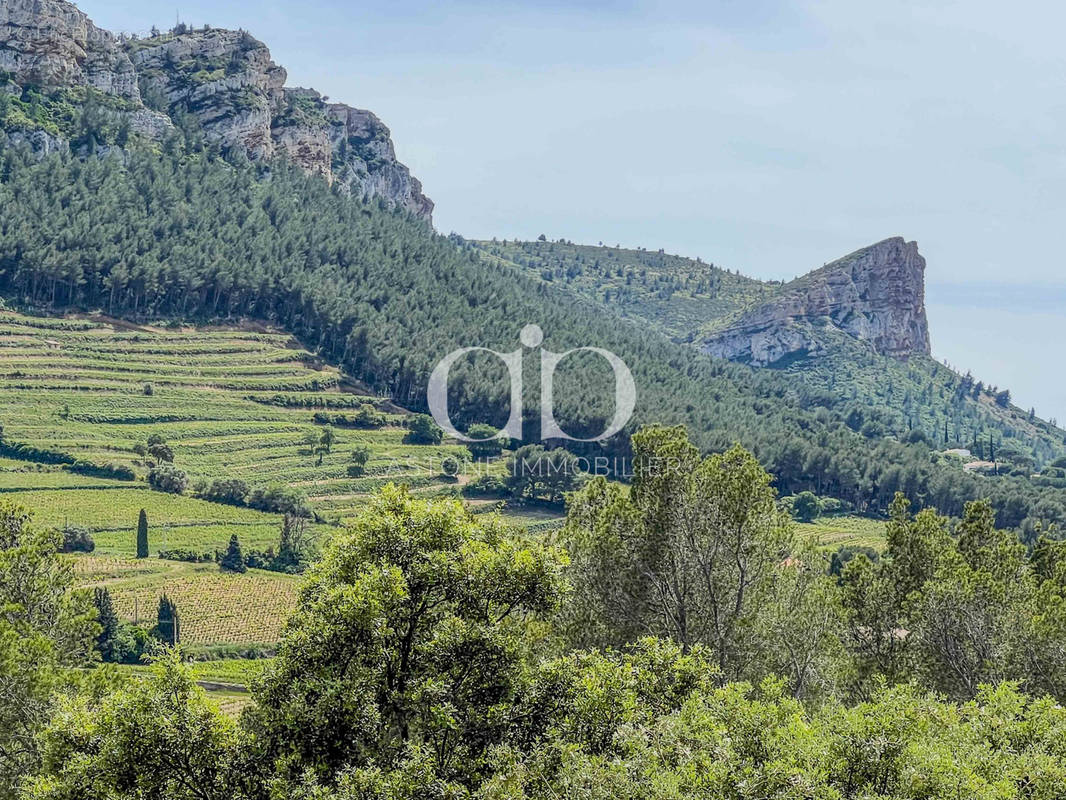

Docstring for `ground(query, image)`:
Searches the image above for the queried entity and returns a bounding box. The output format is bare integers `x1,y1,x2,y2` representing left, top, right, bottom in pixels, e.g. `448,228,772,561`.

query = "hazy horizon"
76,0,1066,424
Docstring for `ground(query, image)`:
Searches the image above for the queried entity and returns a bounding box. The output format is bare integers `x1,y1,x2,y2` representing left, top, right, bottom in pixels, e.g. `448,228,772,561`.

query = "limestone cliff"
701,237,931,366
0,0,432,220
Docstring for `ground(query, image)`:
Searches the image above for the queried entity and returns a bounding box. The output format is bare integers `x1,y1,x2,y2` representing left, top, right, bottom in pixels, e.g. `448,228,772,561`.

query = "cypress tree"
220,533,247,573
93,587,119,662
156,594,179,645
136,509,149,558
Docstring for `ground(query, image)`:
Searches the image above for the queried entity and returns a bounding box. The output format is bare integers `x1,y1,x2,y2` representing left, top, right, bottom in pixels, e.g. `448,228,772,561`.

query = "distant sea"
926,283,1066,427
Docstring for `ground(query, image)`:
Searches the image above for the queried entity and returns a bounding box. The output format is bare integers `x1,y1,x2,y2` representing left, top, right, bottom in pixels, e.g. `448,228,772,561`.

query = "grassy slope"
796,515,887,551
0,305,888,644
768,327,1066,462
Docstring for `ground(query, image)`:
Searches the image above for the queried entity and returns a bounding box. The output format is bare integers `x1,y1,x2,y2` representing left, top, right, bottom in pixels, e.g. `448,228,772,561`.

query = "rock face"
701,237,931,366
0,0,138,98
0,0,432,221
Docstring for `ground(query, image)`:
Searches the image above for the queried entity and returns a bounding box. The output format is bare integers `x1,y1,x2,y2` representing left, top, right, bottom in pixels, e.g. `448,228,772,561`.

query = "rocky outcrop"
324,102,433,219
0,0,432,221
0,0,138,98
702,237,931,366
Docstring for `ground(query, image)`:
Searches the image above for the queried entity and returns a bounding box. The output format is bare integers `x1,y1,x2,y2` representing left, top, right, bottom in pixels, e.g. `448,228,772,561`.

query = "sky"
79,0,1066,424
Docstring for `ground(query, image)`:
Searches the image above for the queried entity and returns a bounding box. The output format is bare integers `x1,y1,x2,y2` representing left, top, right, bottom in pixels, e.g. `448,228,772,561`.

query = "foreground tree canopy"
10,428,1066,798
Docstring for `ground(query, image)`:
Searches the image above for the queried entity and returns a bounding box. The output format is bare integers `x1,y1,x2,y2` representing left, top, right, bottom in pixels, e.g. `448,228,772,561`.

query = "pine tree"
220,533,247,573
136,509,149,558
93,587,119,661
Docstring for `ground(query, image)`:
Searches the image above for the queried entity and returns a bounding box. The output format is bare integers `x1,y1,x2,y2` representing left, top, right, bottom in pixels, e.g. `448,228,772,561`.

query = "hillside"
474,238,1066,469
0,310,476,521
0,306,897,652
1,0,1065,538
0,308,492,646
1,137,1065,535
7,3,1066,798
474,237,774,340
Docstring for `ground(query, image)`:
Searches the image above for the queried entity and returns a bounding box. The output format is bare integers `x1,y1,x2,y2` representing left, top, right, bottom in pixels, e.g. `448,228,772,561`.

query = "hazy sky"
79,0,1066,423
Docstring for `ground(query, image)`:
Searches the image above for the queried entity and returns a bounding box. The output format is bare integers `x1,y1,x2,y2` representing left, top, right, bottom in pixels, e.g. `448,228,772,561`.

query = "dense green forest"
1,136,1065,534
8,431,1066,798
475,236,775,338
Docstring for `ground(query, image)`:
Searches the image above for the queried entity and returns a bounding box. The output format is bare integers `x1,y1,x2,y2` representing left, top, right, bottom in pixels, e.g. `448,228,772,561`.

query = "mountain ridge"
0,0,433,219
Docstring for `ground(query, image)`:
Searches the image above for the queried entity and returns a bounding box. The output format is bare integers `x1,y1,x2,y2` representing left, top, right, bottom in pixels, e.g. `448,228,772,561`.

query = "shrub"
0,440,76,465
903,429,932,446
182,643,276,661
313,405,388,429
148,464,189,494
441,454,465,480
147,443,174,463
403,413,443,445
199,478,250,506
463,474,508,498
505,445,582,503
60,525,95,553
244,516,314,574
68,461,136,481
157,548,215,563
821,497,847,515
346,445,371,478
791,491,823,522
243,548,276,570
247,484,310,517
352,404,388,428
465,423,508,459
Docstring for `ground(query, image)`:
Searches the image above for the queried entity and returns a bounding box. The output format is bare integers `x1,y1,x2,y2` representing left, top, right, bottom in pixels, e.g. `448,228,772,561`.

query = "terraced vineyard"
797,515,887,551
0,310,473,524
0,309,476,645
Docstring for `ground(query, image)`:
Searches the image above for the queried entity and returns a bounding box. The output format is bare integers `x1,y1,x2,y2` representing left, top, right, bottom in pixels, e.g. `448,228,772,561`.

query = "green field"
797,515,887,551
117,658,270,687
9,487,275,530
